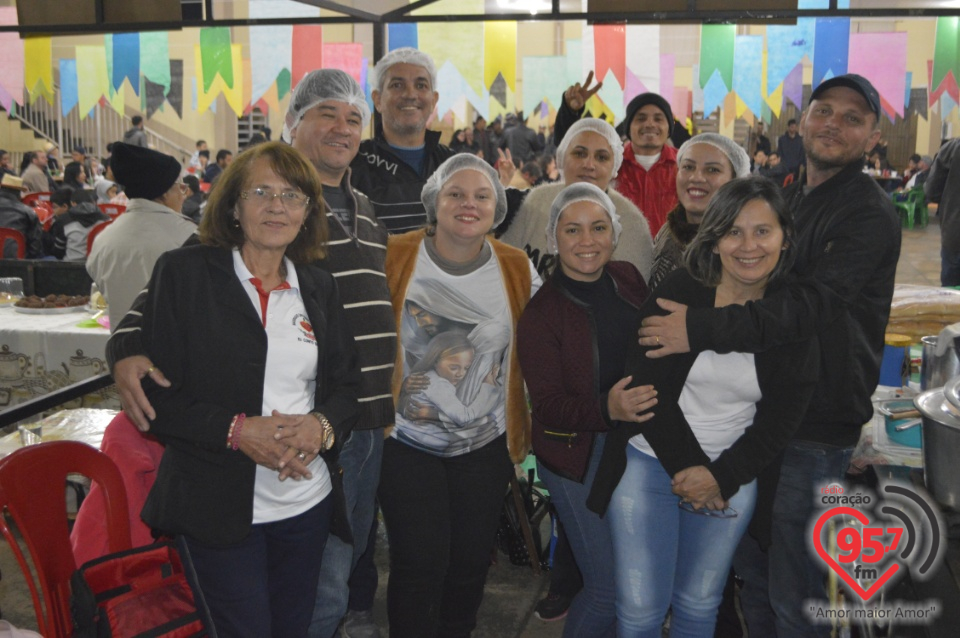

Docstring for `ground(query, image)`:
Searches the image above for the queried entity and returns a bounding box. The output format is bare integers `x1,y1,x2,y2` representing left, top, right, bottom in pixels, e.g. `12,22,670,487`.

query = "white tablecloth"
0,306,118,412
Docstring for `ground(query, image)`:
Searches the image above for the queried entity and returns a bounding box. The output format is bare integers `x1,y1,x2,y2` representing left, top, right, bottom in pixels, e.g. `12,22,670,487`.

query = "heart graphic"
812,507,901,602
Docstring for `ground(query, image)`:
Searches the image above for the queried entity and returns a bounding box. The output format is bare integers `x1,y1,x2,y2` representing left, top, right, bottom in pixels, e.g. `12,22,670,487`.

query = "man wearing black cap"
87,143,195,331
556,76,678,237
637,73,900,637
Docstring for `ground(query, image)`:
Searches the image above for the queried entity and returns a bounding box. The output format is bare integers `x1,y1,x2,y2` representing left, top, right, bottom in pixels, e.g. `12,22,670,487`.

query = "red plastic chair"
0,441,132,637
0,227,26,258
86,219,112,256
98,203,126,218
33,201,54,230
22,191,52,207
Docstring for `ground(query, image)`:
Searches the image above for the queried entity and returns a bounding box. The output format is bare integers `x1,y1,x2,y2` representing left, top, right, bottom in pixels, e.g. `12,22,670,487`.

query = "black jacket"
685,161,900,446
350,126,454,234
139,245,361,546
588,269,819,544
518,262,647,482
0,190,43,258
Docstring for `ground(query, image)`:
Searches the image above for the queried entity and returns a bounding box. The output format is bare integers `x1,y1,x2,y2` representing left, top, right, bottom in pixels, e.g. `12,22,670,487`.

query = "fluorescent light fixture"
496,0,553,15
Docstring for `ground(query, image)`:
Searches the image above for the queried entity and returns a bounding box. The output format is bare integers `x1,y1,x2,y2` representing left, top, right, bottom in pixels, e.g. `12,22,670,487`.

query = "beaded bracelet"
227,413,246,450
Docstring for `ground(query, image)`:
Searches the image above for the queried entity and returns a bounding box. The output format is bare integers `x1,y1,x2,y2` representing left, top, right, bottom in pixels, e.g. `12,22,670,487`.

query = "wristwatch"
311,412,336,452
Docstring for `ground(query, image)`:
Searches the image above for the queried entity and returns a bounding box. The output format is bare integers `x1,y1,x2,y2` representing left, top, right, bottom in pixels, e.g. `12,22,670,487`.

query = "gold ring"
146,366,156,373
656,336,661,346
297,451,307,461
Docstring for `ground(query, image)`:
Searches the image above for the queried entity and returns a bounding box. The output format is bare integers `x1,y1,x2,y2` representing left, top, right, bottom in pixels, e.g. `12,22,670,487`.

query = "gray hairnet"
677,133,751,179
545,182,622,254
556,118,625,180
421,154,508,227
282,69,371,143
372,47,438,94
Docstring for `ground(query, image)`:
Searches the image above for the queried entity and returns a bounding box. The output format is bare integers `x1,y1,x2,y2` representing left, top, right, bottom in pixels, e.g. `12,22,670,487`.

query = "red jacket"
71,412,165,566
615,143,678,238
517,262,649,482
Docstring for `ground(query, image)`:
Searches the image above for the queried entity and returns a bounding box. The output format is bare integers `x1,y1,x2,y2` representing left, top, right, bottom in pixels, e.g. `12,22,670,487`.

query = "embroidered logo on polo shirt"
293,314,316,343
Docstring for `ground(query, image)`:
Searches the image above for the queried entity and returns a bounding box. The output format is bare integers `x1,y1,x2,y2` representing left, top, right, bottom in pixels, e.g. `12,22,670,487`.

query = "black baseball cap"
810,74,881,120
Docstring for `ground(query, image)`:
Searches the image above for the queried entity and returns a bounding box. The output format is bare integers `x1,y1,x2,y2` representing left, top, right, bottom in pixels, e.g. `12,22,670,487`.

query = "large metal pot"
921,335,960,390
914,384,960,511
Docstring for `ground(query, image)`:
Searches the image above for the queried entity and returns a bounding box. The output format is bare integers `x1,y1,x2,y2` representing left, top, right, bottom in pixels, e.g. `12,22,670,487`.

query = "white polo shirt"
233,249,332,524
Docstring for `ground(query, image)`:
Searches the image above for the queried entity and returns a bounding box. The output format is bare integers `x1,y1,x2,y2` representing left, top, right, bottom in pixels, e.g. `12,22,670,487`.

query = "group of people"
39,43,902,638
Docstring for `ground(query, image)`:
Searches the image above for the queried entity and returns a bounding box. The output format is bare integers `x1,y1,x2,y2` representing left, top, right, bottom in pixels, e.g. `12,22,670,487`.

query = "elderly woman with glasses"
588,177,819,637
137,142,361,637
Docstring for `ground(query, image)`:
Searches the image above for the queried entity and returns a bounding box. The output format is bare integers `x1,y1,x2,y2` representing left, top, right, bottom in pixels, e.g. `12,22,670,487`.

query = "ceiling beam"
381,0,444,22
292,0,382,23
5,5,960,34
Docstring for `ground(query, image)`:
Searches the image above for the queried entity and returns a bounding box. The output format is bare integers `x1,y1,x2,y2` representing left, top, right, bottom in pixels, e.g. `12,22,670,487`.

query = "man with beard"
637,74,900,637
350,47,454,234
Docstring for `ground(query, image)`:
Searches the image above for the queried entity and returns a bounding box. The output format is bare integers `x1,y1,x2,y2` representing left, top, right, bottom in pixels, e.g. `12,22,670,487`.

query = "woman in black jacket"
139,142,361,637
588,177,819,637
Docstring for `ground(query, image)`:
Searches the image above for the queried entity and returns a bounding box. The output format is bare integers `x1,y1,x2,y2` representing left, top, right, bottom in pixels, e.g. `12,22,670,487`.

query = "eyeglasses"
678,499,738,519
241,187,310,209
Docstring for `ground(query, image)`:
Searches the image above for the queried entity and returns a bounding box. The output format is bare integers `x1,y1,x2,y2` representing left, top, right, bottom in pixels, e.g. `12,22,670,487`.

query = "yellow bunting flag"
76,46,110,119
262,81,280,115
484,22,517,93
761,49,783,118
24,37,53,105
195,44,244,117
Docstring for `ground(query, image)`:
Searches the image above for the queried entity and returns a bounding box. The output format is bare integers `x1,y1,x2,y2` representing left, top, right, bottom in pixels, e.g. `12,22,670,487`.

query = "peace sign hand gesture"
564,71,603,112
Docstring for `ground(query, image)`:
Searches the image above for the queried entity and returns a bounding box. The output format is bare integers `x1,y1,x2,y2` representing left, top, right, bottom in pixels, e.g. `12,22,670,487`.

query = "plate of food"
14,294,90,314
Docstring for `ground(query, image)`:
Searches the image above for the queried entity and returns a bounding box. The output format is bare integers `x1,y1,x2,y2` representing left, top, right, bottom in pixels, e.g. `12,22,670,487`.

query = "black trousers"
378,434,513,638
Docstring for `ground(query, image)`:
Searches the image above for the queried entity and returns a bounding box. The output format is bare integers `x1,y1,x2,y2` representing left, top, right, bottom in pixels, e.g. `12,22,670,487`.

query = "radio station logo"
805,481,944,625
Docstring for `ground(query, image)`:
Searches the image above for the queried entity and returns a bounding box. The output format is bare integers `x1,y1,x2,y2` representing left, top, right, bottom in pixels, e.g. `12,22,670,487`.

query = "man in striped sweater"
105,71,397,638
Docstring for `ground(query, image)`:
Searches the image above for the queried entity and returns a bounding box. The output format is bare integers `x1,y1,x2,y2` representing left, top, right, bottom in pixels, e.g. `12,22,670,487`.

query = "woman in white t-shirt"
382,153,540,637
138,142,360,637
587,177,819,637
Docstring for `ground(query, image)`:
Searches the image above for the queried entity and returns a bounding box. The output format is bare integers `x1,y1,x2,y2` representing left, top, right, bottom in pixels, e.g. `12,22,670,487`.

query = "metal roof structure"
4,0,960,35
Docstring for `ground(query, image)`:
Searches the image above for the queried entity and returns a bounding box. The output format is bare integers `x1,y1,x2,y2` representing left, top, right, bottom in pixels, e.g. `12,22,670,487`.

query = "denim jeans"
538,433,616,638
182,497,332,638
942,246,960,286
607,446,755,638
308,429,384,638
378,434,513,638
767,440,853,638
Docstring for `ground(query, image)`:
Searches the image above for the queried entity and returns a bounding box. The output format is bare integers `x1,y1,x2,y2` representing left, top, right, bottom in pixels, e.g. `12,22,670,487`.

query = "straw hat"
0,174,25,191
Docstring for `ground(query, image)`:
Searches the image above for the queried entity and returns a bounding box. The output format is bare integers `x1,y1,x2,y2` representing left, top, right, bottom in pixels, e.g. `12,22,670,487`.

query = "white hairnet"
545,182,622,254
282,69,371,143
556,118,625,180
372,47,437,94
421,154,508,227
677,133,751,179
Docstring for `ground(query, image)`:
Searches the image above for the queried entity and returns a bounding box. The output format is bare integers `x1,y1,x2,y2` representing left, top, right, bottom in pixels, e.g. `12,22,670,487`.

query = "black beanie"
622,92,674,137
110,142,182,201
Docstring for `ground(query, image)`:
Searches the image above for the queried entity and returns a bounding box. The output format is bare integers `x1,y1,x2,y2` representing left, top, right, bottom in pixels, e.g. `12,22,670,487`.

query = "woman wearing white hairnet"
517,182,658,638
498,118,654,282
381,153,540,637
648,133,751,290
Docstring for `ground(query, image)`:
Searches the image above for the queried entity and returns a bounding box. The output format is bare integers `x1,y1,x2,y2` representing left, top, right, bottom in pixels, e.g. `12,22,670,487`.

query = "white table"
0,305,118,412
0,408,114,457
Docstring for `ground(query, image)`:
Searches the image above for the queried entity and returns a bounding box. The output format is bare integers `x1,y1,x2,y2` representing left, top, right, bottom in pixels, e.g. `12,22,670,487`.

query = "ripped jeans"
607,446,756,638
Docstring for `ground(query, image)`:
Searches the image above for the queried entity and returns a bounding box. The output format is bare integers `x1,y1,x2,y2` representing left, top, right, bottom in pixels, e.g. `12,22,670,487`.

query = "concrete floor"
0,213,944,637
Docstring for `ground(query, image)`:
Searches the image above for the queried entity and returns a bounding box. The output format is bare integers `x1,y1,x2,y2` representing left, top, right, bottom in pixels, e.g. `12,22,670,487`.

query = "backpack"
71,541,212,638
